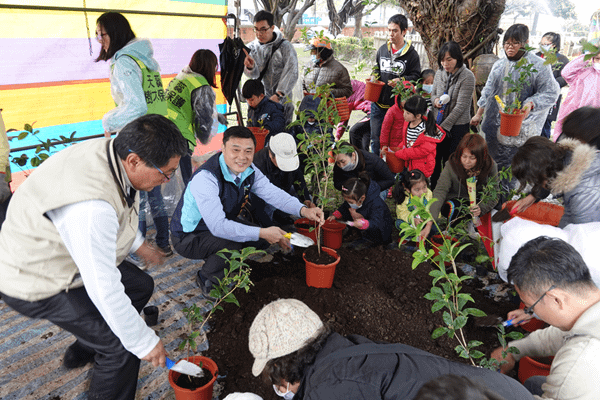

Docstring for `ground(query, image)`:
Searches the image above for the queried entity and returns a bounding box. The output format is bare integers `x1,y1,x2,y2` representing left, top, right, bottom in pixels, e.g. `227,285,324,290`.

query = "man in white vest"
0,114,188,400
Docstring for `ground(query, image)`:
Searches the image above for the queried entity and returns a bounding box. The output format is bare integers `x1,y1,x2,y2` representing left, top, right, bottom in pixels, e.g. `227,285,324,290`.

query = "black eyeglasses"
128,149,178,180
253,26,272,33
523,285,556,315
504,41,522,49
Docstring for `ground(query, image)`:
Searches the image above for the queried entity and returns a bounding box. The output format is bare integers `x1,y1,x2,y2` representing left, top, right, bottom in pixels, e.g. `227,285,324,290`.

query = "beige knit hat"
249,299,324,377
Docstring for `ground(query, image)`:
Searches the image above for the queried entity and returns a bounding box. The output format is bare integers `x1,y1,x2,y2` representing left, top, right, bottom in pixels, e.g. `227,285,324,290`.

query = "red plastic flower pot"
322,220,345,249
303,247,341,288
168,356,218,400
364,79,385,102
499,110,526,137
294,218,318,243
503,200,564,227
518,356,552,384
385,147,405,173
247,127,269,152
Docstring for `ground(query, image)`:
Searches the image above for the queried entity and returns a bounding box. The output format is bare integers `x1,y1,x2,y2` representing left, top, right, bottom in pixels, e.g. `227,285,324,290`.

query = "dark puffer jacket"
549,138,600,228
333,149,395,192
295,332,534,400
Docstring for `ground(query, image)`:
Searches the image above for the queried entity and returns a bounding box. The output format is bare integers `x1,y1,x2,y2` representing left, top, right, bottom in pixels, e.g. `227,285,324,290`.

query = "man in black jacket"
370,14,421,156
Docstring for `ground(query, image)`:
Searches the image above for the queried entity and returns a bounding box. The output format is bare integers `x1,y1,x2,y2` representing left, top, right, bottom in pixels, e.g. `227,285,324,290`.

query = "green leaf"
470,350,485,359
464,308,486,317
24,123,33,133
431,327,447,339
457,293,475,303
18,131,29,140
431,300,446,313
39,153,49,160
507,331,524,340
442,311,453,327
453,315,467,330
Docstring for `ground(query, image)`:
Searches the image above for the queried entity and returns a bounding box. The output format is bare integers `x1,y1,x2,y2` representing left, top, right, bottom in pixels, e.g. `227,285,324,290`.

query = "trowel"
166,357,204,378
284,232,314,247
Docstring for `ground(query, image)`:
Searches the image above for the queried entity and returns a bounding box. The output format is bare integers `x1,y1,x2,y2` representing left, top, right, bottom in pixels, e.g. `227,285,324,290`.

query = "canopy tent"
0,0,228,186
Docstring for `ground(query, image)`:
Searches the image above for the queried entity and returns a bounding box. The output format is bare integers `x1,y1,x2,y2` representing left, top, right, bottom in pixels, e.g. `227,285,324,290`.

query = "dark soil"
205,245,518,399
303,245,337,264
175,367,214,390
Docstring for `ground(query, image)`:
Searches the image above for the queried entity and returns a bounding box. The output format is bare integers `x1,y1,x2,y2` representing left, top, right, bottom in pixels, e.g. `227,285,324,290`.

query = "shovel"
284,232,314,247
474,315,515,328
166,357,204,378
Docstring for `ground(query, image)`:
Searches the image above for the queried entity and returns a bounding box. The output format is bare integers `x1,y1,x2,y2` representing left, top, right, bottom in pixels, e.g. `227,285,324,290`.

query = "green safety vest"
114,55,167,117
165,75,209,150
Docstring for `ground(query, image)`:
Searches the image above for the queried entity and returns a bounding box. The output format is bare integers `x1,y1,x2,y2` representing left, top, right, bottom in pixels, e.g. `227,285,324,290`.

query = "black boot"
63,340,96,369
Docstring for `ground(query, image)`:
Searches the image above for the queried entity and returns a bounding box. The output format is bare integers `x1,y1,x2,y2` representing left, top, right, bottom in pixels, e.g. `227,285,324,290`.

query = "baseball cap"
268,133,299,172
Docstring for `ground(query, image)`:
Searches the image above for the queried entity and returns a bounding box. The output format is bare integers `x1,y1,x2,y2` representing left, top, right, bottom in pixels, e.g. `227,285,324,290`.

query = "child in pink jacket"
553,53,600,140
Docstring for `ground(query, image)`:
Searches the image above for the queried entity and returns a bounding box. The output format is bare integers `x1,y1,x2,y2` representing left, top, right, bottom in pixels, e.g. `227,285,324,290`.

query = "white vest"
0,138,138,301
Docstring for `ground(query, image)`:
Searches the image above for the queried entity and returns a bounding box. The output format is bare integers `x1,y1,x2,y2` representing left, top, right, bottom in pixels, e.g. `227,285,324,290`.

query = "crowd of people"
0,8,599,400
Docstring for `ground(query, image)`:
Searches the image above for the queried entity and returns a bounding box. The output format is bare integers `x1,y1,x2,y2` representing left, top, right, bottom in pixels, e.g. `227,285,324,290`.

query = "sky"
571,0,599,25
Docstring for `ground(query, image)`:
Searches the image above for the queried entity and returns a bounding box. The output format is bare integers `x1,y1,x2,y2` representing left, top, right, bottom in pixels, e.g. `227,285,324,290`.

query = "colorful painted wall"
0,0,228,186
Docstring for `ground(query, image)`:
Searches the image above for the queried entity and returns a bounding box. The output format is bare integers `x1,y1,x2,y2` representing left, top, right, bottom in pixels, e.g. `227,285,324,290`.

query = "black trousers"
172,224,269,287
430,123,469,189
1,261,154,400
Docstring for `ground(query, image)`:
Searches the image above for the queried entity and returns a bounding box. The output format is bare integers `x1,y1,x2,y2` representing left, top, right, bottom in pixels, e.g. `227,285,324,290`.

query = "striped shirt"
406,120,425,147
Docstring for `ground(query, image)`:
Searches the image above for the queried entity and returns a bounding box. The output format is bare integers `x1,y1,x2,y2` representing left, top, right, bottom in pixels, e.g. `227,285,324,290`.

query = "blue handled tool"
166,357,204,377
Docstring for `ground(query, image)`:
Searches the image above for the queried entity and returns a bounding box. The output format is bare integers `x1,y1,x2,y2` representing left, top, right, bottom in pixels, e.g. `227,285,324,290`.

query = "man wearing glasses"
491,236,600,399
243,10,298,124
0,114,188,399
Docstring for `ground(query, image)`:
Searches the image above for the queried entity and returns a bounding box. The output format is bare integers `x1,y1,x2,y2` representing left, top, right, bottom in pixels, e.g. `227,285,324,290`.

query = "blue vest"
170,153,256,237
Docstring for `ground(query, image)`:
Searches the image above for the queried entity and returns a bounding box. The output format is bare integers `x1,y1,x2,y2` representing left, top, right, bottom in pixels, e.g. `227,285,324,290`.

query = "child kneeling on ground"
392,169,434,242
328,172,393,249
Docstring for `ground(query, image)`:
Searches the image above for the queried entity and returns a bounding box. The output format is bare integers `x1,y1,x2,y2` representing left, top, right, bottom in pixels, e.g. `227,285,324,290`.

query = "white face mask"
349,202,361,209
422,84,433,94
594,62,600,71
340,152,357,172
273,383,295,400
539,44,552,52
311,54,320,65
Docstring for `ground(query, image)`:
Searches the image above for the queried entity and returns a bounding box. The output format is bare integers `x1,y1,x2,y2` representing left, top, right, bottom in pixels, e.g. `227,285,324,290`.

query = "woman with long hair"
166,49,226,184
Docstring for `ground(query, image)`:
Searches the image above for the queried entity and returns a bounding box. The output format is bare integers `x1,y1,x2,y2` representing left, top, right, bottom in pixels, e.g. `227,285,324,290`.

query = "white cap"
268,133,299,172
248,299,323,376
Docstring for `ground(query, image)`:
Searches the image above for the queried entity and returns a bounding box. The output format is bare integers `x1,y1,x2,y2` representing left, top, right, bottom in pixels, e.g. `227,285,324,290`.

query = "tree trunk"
354,13,363,38
282,0,316,40
396,0,506,67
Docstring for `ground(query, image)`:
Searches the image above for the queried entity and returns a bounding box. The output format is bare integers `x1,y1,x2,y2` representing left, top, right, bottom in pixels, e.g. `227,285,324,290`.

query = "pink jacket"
380,102,405,148
554,55,600,139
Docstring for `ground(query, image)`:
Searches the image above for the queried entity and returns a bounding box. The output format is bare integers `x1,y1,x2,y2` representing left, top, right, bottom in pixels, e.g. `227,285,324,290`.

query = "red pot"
384,146,405,173
364,79,385,102
503,200,564,227
168,356,218,400
247,127,269,152
518,356,552,384
499,111,526,137
294,218,318,243
322,220,345,249
303,247,341,288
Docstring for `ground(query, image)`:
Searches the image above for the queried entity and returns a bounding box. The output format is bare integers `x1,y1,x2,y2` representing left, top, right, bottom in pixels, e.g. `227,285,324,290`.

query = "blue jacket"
336,181,393,243
247,96,286,144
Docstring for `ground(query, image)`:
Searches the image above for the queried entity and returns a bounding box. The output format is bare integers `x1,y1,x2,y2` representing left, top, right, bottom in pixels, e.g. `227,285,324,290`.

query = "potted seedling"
290,84,343,288
364,67,385,102
496,52,538,137
169,247,262,399
246,119,269,152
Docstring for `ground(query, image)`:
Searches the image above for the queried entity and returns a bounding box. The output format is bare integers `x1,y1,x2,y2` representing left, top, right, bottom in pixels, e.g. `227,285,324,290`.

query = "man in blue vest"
170,126,324,297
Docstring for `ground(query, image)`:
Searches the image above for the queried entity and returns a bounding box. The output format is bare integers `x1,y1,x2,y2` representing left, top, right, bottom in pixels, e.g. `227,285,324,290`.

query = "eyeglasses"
504,41,522,49
128,149,178,180
96,32,108,42
523,284,556,315
253,26,272,33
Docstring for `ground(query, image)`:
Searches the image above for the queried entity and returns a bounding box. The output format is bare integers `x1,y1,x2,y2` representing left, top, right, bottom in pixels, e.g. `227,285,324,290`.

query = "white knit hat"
249,299,323,376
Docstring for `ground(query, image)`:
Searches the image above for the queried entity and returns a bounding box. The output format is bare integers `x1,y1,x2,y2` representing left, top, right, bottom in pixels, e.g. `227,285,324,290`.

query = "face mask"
311,54,320,65
349,202,361,209
307,120,316,125
340,152,357,172
273,384,295,400
422,84,433,94
594,63,600,71
539,44,552,52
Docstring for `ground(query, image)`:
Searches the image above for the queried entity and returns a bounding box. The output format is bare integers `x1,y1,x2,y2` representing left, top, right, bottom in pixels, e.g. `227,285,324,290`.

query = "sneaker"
158,245,173,257
195,271,217,302
125,253,146,269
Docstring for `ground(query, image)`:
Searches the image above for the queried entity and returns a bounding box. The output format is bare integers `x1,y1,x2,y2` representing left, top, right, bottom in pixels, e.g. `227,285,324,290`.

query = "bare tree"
255,0,316,40
397,0,507,66
327,0,390,38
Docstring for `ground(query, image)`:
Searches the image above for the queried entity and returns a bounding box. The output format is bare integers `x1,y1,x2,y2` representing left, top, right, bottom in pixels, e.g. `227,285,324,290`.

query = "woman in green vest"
166,49,226,184
95,12,172,257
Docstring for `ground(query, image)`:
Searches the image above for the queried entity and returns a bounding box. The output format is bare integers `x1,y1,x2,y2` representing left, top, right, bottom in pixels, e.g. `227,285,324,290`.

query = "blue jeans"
524,375,546,396
370,103,388,156
139,185,170,248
